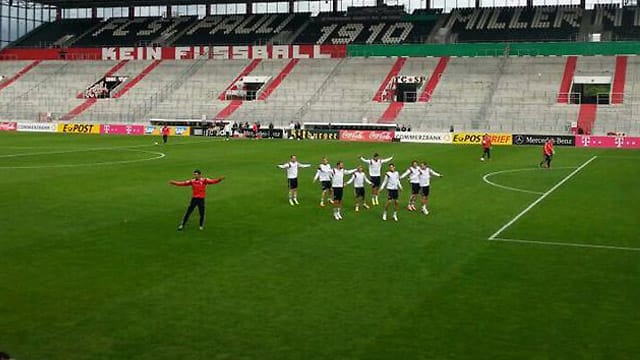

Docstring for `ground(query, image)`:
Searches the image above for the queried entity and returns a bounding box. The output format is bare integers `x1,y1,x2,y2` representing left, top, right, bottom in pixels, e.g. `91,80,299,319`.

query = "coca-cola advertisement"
0,122,17,131
339,130,395,143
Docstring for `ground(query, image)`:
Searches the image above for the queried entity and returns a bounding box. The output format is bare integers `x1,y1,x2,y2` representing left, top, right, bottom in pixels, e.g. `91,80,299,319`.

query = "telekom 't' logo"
581,136,590,147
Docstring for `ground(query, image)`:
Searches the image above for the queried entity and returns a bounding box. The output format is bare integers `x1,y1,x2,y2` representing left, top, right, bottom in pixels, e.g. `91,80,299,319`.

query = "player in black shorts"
313,157,333,207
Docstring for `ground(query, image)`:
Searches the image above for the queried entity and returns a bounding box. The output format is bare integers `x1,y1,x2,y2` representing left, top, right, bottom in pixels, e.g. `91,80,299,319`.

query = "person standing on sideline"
312,157,333,207
480,133,491,161
360,152,393,206
400,160,421,211
346,165,372,212
277,155,311,205
540,138,555,168
328,161,357,220
170,170,224,231
418,161,442,215
380,163,403,221
161,124,170,144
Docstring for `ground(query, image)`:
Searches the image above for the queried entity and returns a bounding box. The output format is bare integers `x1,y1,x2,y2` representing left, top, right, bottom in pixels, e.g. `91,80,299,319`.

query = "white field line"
488,156,598,241
491,237,640,252
0,139,215,158
482,166,578,195
0,149,165,169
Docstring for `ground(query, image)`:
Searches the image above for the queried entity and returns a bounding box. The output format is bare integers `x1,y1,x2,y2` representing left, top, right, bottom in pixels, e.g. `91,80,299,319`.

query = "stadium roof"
35,0,287,8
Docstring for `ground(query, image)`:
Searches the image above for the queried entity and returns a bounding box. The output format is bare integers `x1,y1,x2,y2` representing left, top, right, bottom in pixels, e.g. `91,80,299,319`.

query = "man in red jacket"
161,125,170,144
540,138,555,168
170,170,225,230
480,133,492,161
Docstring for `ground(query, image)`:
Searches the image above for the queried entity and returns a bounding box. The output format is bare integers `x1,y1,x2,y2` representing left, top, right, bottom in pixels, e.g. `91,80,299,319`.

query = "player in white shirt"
328,161,357,220
312,157,333,207
418,161,442,215
346,165,372,212
380,163,403,221
360,152,393,206
277,155,311,206
400,160,422,211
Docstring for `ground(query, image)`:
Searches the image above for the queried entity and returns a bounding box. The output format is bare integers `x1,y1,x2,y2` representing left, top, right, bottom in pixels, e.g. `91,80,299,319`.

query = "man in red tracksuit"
540,138,555,168
161,125,170,144
170,170,224,230
481,133,492,161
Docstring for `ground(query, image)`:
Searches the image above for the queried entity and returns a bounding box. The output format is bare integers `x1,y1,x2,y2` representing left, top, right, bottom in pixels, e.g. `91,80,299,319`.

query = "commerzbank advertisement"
395,132,452,144
452,133,512,145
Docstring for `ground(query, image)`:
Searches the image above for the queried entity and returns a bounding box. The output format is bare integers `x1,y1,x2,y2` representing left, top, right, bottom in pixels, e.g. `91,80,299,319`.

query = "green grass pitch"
1,132,639,359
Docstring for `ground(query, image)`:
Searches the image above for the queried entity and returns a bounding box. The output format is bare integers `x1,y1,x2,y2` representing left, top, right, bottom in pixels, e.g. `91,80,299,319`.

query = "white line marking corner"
488,156,598,241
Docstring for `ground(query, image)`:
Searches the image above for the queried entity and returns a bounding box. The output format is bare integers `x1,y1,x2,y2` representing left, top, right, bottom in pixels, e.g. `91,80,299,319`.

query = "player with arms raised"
418,161,442,215
360,152,393,206
312,156,333,207
380,163,403,221
328,161,357,220
400,160,421,211
277,155,311,205
346,165,372,212
170,169,225,231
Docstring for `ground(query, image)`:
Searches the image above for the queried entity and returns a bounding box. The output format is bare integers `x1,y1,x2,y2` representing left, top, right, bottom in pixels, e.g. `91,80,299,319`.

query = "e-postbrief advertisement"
17,122,57,132
452,133,512,145
395,132,452,144
57,123,101,134
512,134,575,147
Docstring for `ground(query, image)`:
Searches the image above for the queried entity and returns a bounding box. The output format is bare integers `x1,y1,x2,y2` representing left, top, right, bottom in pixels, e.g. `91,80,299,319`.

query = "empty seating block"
174,14,309,46
597,7,640,41
294,12,437,44
445,6,582,42
73,16,197,47
12,19,101,48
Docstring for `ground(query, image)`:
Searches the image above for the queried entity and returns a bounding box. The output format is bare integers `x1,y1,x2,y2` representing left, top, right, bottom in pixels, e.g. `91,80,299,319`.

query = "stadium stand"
293,10,438,44
173,14,310,46
443,6,583,42
72,16,198,47
12,18,101,48
593,6,640,41
0,61,118,120
3,3,640,135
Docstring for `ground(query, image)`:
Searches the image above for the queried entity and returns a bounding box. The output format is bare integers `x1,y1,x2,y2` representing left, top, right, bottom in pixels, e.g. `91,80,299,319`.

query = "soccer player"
540,138,555,168
480,133,491,161
170,170,225,231
277,155,311,205
312,157,333,207
161,124,170,144
346,165,372,212
328,161,357,220
360,152,393,206
380,163,403,221
400,160,421,211
418,161,442,215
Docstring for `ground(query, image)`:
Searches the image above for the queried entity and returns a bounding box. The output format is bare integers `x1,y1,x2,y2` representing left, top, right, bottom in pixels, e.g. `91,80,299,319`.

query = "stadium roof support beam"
527,0,533,7
475,0,480,8
333,0,338,12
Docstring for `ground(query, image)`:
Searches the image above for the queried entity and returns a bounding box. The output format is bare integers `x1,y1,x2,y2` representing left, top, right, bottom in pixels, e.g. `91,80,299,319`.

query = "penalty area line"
488,156,598,241
491,237,640,252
